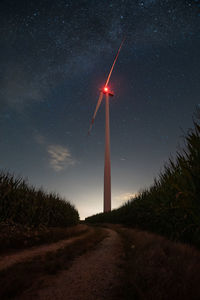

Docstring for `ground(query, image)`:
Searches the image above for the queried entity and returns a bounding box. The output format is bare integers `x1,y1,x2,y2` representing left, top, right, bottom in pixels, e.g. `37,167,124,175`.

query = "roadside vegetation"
0,172,79,227
0,223,87,254
114,225,200,300
86,110,200,248
0,172,79,250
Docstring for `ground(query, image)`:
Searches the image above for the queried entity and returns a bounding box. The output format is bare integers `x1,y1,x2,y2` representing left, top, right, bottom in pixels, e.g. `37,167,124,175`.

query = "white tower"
104,93,111,212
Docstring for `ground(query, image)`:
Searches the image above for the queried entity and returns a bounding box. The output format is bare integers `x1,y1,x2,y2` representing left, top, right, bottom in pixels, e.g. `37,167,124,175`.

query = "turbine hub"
102,86,114,97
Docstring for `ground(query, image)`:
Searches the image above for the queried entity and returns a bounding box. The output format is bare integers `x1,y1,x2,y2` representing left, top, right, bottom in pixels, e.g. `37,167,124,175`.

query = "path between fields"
2,225,200,300
18,228,124,300
0,224,92,271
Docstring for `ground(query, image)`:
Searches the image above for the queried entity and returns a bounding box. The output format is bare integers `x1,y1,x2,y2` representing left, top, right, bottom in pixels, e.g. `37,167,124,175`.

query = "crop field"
0,172,79,228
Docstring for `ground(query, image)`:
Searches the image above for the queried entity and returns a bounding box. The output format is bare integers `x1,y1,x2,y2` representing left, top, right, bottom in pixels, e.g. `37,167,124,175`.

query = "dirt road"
1,225,200,300
0,225,125,300
19,228,124,300
0,225,92,272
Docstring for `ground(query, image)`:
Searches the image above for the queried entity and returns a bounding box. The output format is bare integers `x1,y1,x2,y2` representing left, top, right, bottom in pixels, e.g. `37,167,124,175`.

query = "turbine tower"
104,90,112,212
88,38,125,212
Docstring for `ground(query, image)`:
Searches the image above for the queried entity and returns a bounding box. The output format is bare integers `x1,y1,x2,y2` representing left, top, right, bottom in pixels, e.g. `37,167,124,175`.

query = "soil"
1,224,200,300
16,228,124,300
0,224,91,272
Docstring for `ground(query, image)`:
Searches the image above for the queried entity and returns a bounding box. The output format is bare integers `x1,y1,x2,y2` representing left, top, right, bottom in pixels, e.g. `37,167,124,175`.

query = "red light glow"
104,87,108,92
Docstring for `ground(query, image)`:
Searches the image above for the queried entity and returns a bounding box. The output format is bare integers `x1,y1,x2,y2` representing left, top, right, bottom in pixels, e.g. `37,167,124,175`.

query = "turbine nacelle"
101,86,114,97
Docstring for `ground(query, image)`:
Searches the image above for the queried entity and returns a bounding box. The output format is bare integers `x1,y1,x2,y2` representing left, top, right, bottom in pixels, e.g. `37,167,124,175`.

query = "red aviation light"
102,86,114,97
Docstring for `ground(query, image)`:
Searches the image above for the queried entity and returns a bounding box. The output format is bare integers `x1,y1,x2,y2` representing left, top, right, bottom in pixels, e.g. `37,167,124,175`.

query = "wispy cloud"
113,192,136,208
116,192,136,202
34,133,76,172
47,144,76,172
120,157,127,161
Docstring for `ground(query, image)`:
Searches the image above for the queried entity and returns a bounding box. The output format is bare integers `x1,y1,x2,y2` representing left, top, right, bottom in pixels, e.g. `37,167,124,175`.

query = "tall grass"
86,110,200,247
0,172,79,227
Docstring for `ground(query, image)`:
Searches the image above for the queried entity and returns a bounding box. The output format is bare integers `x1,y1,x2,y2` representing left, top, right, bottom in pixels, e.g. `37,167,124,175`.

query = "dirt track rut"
18,228,124,300
0,225,91,271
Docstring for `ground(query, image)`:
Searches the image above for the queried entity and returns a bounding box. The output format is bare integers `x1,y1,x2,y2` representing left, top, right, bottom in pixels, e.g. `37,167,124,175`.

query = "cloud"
34,133,76,172
120,157,126,161
47,144,76,172
113,192,136,208
117,192,136,202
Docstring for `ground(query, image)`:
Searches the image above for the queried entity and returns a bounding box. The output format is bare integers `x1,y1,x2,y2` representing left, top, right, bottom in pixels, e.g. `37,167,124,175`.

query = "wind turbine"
88,38,125,213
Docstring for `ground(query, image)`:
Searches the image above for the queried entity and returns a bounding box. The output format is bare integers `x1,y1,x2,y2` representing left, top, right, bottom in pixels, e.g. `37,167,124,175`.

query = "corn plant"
0,173,79,227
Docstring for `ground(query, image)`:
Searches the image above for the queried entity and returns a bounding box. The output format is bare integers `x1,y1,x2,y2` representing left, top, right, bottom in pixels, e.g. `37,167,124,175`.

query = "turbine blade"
105,37,125,87
88,92,104,135
88,37,125,136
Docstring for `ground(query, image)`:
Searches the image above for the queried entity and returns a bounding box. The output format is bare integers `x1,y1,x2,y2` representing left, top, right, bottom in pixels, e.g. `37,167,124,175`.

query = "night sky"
0,0,200,219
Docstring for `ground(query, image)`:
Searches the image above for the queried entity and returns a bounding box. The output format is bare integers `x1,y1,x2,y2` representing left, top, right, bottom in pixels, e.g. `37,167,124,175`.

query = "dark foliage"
0,173,79,227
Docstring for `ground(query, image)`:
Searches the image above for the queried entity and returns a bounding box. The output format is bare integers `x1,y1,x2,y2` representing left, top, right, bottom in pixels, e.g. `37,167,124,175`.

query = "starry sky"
0,0,200,219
